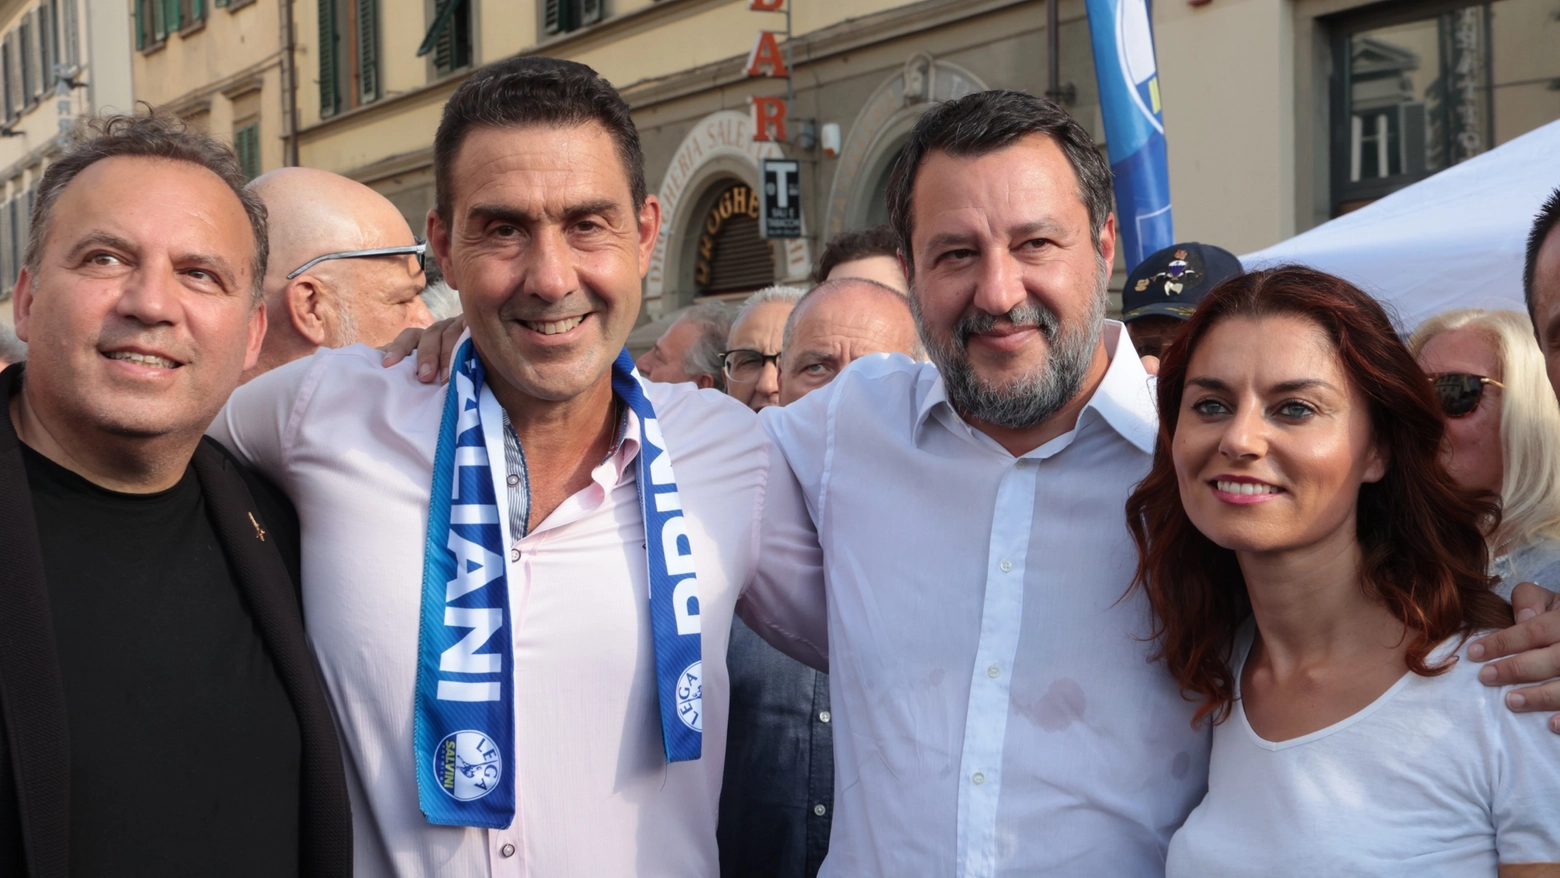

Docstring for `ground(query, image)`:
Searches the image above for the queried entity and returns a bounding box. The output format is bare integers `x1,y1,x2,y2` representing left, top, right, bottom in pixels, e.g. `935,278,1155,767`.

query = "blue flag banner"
414,343,702,829
1085,0,1174,271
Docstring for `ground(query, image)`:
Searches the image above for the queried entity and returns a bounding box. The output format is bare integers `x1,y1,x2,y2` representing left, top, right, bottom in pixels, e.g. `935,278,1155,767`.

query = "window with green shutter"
165,0,181,32
543,0,602,37
61,0,77,64
234,123,260,180
355,0,378,104
39,4,53,96
4,33,20,114
1,43,12,121
18,19,31,105
418,0,470,74
26,11,42,102
138,0,169,46
318,0,338,116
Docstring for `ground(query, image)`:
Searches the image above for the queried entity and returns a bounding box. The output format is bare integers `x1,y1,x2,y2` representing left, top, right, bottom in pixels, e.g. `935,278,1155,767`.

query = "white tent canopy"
1240,118,1560,331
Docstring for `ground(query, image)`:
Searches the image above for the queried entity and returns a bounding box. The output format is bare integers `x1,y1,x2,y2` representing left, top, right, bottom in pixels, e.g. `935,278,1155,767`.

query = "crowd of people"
5,53,1560,878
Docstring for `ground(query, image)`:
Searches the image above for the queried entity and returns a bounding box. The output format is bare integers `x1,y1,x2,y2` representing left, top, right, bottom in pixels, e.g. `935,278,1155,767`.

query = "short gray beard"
912,259,1109,430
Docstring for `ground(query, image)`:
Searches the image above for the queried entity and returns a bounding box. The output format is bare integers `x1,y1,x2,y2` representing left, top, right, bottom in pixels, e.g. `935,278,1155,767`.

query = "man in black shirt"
0,114,350,877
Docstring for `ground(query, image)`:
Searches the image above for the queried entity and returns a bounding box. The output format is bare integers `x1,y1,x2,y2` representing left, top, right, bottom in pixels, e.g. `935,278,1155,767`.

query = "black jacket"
0,363,351,878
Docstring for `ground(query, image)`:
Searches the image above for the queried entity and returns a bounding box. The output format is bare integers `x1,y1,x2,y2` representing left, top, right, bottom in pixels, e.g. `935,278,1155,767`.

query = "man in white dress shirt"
758,90,1210,877
211,57,820,877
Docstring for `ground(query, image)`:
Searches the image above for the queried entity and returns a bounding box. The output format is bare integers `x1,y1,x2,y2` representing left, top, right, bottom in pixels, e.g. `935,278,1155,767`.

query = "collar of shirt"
499,399,631,543
912,320,1156,459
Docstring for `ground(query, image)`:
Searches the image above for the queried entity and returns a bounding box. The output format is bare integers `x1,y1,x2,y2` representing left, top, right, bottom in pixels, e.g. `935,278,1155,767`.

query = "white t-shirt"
1166,623,1560,877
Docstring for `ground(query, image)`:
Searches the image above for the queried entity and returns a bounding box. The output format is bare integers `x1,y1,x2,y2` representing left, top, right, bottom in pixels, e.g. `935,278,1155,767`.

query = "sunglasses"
1430,373,1504,418
287,237,427,280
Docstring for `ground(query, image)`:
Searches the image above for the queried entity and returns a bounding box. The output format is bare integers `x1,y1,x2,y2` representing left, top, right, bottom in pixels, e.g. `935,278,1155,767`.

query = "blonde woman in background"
1410,309,1560,597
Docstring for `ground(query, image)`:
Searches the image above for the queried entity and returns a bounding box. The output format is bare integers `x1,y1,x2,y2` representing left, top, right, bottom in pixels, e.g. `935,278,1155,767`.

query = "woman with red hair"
1128,267,1560,875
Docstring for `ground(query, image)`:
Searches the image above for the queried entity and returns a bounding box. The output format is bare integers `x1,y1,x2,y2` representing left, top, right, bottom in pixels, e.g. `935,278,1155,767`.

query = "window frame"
418,0,472,78
1325,0,1497,216
319,0,380,118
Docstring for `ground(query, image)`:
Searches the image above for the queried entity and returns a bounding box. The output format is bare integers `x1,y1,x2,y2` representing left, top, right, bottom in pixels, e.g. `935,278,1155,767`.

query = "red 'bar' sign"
747,0,787,141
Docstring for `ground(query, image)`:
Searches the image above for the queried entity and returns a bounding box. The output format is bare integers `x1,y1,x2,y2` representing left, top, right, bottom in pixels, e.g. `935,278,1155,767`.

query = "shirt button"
1014,459,1027,469
510,548,520,562
506,474,520,487
500,843,516,857
819,710,831,723
987,664,1000,678
813,803,827,816
972,772,986,785
999,559,1013,573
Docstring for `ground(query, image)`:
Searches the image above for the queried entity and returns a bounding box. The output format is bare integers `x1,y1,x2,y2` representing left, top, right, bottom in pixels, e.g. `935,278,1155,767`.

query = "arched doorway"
824,53,989,238
645,110,812,320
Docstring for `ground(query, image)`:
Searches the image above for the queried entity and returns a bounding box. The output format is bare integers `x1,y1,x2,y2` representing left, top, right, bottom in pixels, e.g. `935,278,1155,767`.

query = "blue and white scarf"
413,343,704,828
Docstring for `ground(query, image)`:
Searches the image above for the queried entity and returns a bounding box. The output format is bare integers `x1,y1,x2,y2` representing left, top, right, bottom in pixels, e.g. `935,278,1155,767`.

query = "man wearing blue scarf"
211,57,823,877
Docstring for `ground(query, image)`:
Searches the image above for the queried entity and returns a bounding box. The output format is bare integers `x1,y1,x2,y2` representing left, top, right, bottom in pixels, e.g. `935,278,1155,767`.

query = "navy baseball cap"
1122,242,1243,323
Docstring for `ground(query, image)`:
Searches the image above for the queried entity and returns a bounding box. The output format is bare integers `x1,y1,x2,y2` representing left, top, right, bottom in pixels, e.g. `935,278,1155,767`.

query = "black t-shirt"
19,443,302,877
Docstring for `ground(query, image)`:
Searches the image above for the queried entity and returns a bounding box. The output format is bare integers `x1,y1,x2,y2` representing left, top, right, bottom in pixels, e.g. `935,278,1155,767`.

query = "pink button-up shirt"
211,344,822,877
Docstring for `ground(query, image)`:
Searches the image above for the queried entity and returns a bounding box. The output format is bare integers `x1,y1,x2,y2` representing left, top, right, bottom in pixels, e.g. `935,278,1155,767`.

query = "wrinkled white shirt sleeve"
736,394,829,672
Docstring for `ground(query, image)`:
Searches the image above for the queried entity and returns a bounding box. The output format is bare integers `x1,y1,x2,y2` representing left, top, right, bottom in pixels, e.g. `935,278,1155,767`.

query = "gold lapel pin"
248,511,267,542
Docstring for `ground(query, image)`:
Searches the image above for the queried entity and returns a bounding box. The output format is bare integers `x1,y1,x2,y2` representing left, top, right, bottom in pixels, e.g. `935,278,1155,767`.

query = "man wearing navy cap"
1122,241,1243,363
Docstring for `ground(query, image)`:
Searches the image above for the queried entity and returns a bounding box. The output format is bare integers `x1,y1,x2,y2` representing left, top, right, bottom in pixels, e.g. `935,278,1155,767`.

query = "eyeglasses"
720,349,782,384
286,237,427,280
1430,373,1504,418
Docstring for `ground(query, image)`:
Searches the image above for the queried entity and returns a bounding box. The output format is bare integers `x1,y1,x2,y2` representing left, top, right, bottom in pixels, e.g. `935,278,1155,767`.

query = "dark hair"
1125,266,1511,728
813,224,899,283
28,113,268,300
433,56,646,224
1524,187,1560,321
885,89,1113,275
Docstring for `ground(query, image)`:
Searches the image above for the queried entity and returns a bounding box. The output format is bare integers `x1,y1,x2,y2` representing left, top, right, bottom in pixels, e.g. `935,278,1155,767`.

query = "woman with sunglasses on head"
1129,267,1560,876
1409,310,1560,599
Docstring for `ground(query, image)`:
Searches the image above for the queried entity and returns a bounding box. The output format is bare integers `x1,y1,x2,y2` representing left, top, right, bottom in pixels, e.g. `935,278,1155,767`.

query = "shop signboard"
760,158,802,239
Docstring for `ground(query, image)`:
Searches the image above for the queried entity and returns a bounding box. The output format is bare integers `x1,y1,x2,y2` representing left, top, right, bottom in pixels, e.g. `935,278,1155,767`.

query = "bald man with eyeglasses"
243,167,433,381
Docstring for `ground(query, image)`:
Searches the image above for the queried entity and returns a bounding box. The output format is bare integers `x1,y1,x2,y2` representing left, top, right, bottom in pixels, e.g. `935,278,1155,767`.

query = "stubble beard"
912,256,1109,431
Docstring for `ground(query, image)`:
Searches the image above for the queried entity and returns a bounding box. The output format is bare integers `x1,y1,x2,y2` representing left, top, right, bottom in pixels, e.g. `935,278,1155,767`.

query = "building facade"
0,0,132,324
118,0,1560,327
128,0,295,179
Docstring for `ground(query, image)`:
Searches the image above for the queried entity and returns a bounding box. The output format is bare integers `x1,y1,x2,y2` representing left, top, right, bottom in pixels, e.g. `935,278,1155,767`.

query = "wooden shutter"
432,13,451,71
580,0,602,26
429,0,468,73
38,4,52,96
161,0,180,35
417,0,463,67
151,0,167,41
543,0,562,34
189,0,204,24
63,0,80,63
355,0,377,103
1,42,12,122
6,199,19,287
5,33,20,115
235,124,259,180
317,0,338,116
28,11,42,100
18,19,30,104
0,198,11,289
